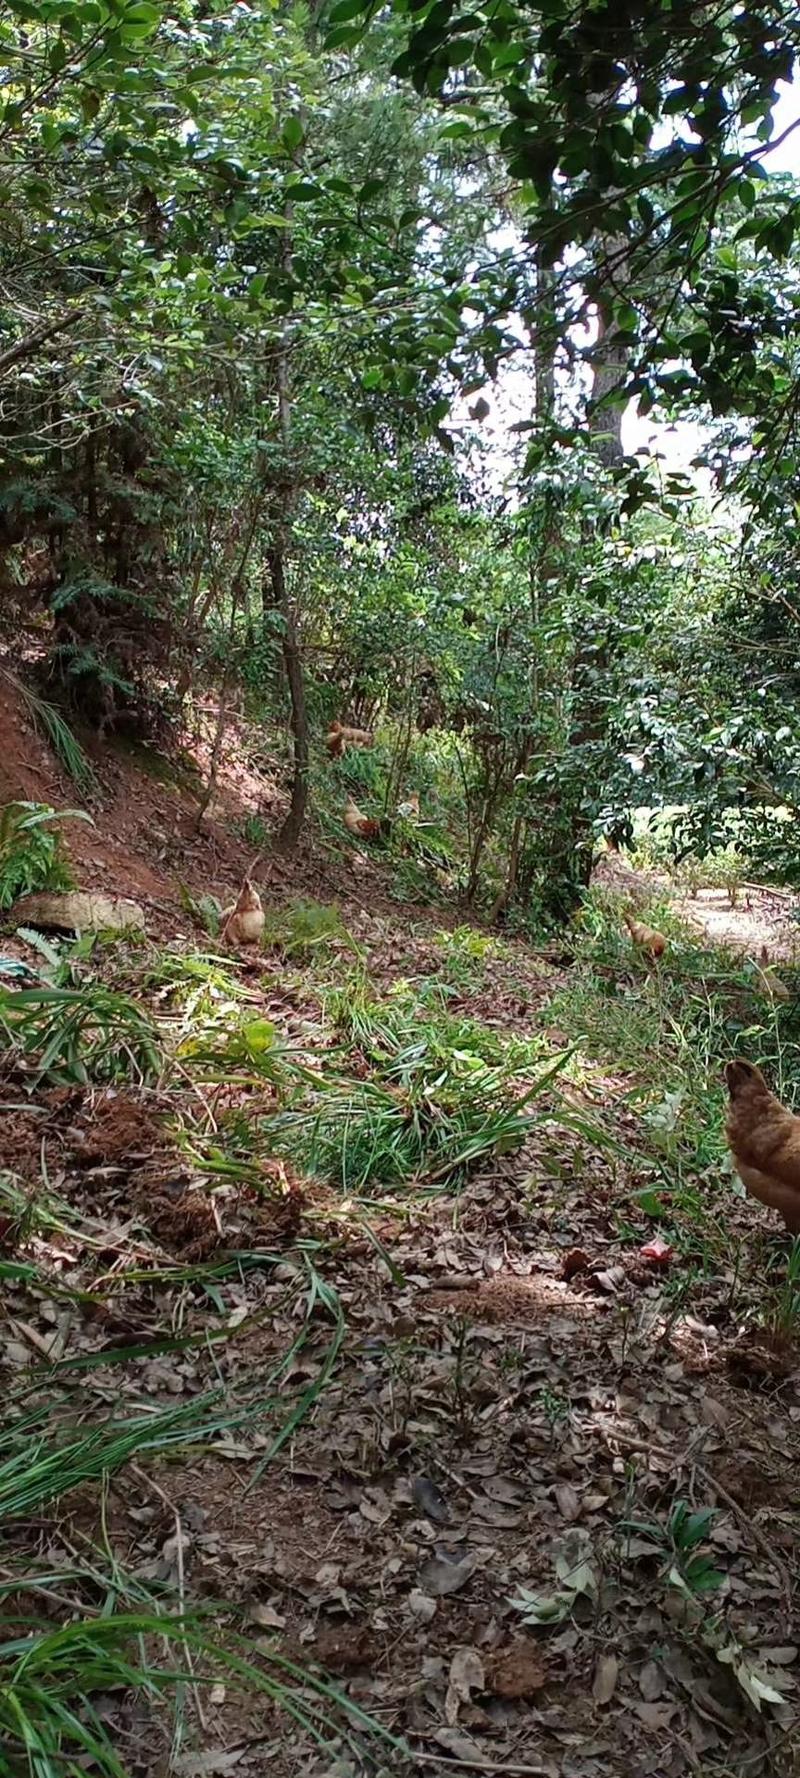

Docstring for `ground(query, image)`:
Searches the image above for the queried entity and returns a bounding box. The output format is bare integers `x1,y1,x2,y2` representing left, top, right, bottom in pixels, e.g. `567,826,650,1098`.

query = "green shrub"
0,802,89,910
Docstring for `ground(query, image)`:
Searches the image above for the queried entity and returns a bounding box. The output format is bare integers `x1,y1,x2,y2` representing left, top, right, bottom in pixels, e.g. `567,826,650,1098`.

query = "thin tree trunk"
465,768,503,905
193,503,262,824
586,233,627,467
266,193,310,853
490,812,526,925
195,622,238,832
269,541,309,849
490,738,533,923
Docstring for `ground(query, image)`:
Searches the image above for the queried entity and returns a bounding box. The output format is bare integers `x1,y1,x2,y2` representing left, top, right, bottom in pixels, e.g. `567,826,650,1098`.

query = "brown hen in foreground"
725,1059,800,1233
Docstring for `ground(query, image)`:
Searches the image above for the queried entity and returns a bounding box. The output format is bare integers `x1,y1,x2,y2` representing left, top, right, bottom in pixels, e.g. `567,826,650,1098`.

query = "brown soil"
2,667,800,1778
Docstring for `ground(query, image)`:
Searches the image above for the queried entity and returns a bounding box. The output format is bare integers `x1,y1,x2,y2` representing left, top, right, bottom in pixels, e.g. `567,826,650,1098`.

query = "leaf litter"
1,890,799,1777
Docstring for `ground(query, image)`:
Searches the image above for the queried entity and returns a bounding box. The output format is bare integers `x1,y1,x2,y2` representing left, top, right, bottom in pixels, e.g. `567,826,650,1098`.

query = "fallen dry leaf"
412,1475,451,1523
638,1659,664,1702
435,1726,486,1762
445,1646,485,1725
555,1481,580,1522
419,1551,476,1597
593,1653,619,1705
408,1589,437,1622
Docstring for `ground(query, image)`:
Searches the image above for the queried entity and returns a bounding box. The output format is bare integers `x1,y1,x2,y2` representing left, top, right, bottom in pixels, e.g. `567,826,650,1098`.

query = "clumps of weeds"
325,969,547,1073
431,923,497,988
276,971,571,1195
0,1249,407,1777
546,884,800,1186
177,879,224,937
763,1235,800,1341
619,1498,724,1600
0,982,162,1087
0,1586,410,1778
175,1009,293,1088
0,801,91,910
676,842,752,907
139,949,249,1024
262,898,361,964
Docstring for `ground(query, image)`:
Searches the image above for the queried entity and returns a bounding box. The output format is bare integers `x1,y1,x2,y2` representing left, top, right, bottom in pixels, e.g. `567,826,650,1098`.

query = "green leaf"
243,1019,277,1055
282,114,305,151
328,0,372,18
285,180,321,202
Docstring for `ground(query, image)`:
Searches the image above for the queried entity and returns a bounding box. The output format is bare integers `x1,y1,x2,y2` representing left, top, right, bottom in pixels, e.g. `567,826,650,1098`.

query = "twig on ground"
695,1462,793,1605
130,1462,208,1732
409,1753,551,1775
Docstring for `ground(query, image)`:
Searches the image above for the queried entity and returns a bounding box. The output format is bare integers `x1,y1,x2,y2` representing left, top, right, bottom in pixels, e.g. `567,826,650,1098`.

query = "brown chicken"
344,796,389,841
221,878,265,947
326,721,374,759
724,1059,800,1233
623,910,667,960
397,791,420,819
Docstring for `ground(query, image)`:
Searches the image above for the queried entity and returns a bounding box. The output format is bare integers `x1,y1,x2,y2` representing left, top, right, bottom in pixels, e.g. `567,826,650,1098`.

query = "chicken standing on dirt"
725,1059,800,1233
221,878,264,947
623,910,667,960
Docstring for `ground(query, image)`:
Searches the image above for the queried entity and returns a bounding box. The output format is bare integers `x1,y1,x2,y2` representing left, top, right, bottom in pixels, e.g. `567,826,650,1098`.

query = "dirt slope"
2,681,799,1777
0,672,388,921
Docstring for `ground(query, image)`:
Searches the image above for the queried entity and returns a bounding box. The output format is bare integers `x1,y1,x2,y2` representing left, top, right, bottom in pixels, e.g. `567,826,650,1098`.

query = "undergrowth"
4,879,798,1772
0,802,88,910
549,886,800,1257
272,970,570,1194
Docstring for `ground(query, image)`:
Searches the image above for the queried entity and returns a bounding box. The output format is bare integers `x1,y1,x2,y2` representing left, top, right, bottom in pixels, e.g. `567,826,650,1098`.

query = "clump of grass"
0,1579,409,1777
0,983,162,1086
676,842,751,907
176,1008,291,1086
278,1065,539,1194
241,812,269,849
0,801,91,910
431,923,497,987
765,1236,800,1339
278,974,570,1194
140,949,248,1023
3,1613,411,1774
544,884,800,1262
263,898,360,963
328,969,545,1072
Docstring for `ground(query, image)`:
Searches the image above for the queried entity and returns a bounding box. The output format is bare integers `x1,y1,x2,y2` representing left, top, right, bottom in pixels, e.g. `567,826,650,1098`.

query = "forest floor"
2,681,800,1778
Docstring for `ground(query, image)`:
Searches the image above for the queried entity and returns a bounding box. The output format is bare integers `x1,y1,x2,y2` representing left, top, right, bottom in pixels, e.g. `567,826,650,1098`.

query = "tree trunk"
465,767,504,905
586,234,627,467
266,188,309,853
490,738,533,923
269,541,309,849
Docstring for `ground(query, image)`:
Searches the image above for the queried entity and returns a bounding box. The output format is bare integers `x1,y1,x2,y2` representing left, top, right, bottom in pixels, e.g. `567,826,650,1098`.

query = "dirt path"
596,849,800,960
